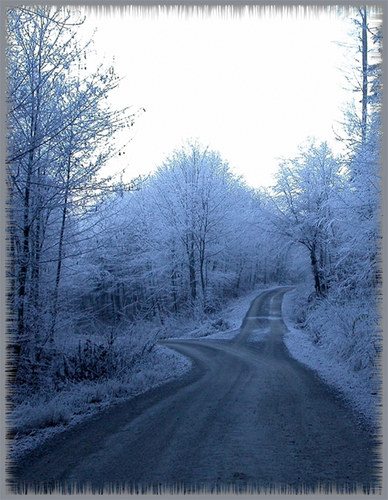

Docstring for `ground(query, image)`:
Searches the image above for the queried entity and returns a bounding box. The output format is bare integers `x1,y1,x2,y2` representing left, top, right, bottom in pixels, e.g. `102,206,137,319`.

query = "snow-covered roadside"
282,289,380,431
9,344,191,463
181,289,265,341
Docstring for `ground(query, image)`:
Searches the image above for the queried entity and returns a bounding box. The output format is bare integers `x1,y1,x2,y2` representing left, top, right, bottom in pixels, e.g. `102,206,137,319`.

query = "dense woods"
6,6,381,440
7,7,140,389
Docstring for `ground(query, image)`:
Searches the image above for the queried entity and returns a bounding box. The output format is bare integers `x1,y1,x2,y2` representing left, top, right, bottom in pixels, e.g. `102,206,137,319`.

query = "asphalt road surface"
11,287,380,494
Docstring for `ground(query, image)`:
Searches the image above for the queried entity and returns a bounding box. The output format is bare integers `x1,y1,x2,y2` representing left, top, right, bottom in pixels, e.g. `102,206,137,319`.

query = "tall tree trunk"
170,244,178,313
309,244,326,296
17,147,34,345
187,234,197,302
31,170,46,329
199,240,206,304
17,58,42,364
171,268,178,314
49,152,71,343
360,6,368,145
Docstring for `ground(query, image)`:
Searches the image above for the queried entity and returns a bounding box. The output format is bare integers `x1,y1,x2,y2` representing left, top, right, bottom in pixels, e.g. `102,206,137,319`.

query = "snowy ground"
282,289,380,431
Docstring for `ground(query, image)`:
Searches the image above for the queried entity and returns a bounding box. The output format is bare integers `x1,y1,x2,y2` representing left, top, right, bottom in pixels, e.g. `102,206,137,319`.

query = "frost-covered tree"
275,6,382,375
7,6,140,383
337,6,382,160
71,141,276,327
270,141,342,296
146,142,247,308
335,5,382,293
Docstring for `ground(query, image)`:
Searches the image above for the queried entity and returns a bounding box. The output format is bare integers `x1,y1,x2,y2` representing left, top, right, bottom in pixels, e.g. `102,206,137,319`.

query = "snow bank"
282,289,380,431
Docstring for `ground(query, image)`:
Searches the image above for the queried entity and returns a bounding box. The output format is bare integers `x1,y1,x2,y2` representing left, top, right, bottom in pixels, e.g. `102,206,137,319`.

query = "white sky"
79,6,355,188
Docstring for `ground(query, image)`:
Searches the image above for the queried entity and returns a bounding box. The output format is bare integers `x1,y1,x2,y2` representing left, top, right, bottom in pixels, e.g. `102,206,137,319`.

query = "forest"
6,6,382,453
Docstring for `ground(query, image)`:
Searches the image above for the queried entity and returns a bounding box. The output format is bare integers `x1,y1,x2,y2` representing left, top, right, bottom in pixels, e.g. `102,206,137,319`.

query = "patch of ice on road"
247,327,270,343
204,288,278,342
220,289,267,330
282,289,378,430
247,315,281,320
205,329,240,340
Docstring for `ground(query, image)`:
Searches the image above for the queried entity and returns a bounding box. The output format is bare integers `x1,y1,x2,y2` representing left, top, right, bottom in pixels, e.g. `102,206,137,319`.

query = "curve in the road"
11,287,381,494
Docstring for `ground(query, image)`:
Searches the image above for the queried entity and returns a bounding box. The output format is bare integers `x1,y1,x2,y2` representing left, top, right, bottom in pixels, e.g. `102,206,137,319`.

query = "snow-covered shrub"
295,285,380,378
49,338,128,387
11,400,72,435
288,278,380,386
76,380,131,404
287,283,313,327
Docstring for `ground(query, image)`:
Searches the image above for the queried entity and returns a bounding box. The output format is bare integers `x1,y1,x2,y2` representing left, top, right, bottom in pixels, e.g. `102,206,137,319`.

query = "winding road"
11,287,380,493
